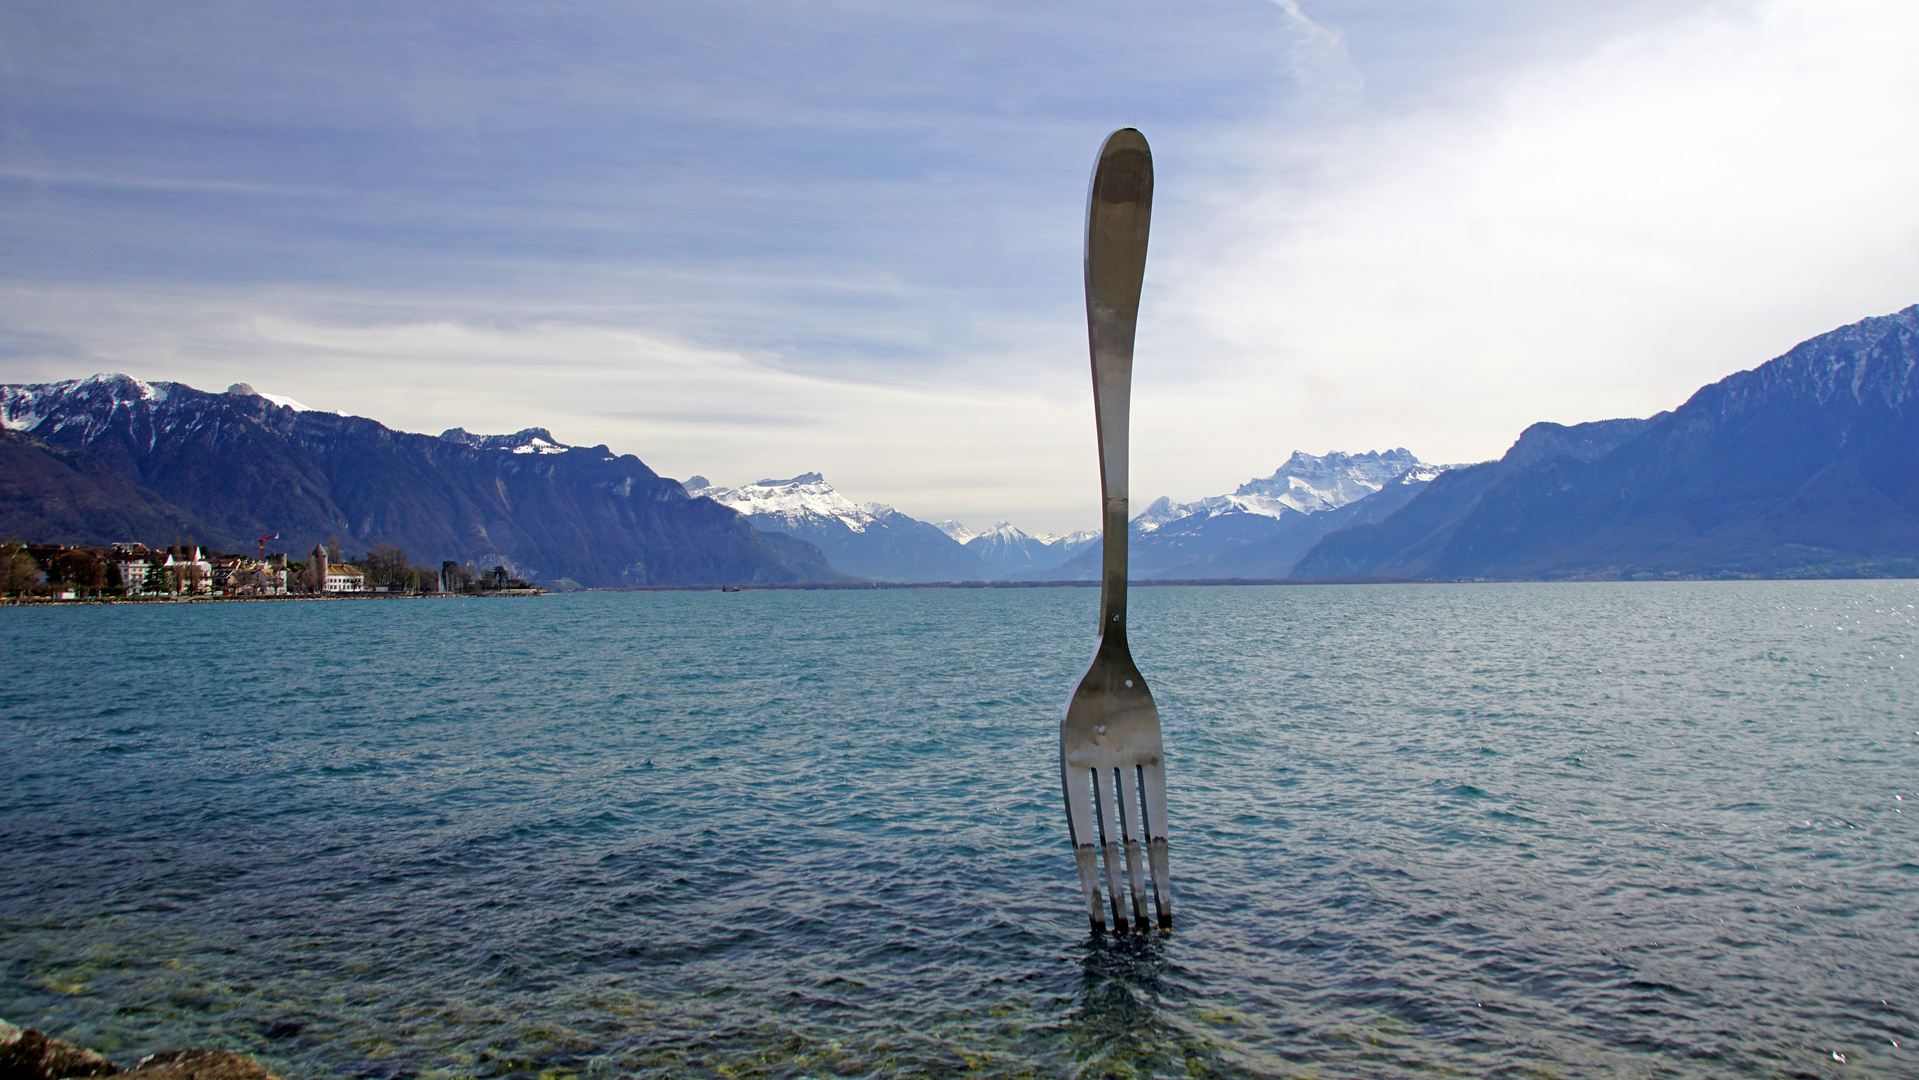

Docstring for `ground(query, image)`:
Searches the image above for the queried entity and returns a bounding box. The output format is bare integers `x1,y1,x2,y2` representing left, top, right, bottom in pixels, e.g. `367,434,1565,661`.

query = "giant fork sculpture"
1059,128,1170,934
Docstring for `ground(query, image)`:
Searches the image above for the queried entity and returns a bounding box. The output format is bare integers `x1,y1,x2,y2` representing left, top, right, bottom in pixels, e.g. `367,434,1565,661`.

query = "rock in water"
0,1024,278,1080
122,1051,275,1080
0,1020,120,1080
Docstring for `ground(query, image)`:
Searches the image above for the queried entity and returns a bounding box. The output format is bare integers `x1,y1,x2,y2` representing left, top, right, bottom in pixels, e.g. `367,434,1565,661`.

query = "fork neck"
1099,493,1128,641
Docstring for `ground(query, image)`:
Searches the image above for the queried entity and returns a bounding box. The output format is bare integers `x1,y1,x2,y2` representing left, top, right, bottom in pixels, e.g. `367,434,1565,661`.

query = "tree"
0,542,40,597
365,542,410,588
143,560,169,596
52,550,106,596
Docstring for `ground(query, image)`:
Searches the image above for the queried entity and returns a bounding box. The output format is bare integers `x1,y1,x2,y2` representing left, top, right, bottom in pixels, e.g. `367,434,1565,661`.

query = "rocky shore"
0,1022,278,1080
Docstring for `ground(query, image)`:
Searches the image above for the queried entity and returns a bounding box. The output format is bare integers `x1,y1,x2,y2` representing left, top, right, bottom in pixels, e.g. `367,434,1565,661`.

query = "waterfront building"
324,563,366,593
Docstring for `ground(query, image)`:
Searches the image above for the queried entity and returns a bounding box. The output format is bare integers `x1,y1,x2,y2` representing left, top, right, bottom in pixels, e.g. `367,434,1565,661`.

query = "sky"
4,0,1918,534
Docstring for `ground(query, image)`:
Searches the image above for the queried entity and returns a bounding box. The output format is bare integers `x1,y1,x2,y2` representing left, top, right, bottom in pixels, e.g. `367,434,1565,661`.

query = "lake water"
2,582,1915,1079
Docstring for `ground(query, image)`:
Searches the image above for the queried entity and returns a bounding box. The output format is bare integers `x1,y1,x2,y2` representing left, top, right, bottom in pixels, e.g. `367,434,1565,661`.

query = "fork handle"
1084,128,1153,636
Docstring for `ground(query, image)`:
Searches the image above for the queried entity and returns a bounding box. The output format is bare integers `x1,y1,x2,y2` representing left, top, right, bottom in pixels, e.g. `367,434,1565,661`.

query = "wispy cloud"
0,282,1102,529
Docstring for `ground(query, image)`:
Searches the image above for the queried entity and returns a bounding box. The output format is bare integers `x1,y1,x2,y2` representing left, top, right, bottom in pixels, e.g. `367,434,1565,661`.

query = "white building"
324,564,366,593
113,556,157,595
163,546,213,595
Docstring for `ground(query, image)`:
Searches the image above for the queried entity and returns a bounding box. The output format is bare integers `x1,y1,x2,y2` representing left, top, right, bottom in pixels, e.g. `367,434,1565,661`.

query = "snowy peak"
227,382,315,411
2,373,169,432
933,519,977,544
692,473,879,532
964,523,1048,571
958,520,1100,572
689,473,992,581
1234,448,1425,514
1,374,334,443
1131,497,1187,532
977,520,1033,542
1394,464,1448,485
1039,528,1099,550
439,427,571,454
1135,449,1438,532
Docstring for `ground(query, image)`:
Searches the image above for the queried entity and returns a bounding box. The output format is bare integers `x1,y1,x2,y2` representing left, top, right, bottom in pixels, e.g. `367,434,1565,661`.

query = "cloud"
0,282,1105,531
1158,0,1919,480
1268,0,1363,103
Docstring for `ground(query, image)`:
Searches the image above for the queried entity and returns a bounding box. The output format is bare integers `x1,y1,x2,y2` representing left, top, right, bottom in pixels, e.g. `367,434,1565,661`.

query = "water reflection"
1062,933,1235,1078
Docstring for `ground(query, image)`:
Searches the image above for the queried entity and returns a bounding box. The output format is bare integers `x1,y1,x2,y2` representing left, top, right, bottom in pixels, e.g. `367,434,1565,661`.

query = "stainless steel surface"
1059,127,1170,934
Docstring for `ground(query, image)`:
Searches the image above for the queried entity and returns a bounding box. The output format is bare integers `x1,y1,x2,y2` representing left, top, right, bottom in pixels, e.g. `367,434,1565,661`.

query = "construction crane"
257,533,280,560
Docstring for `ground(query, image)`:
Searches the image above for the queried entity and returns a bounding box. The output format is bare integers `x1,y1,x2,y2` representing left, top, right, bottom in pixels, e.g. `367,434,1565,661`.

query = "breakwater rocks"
0,1023,277,1080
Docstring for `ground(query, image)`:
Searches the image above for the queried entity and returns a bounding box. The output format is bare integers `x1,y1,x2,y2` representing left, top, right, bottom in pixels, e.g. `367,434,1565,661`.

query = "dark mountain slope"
0,429,215,545
0,376,836,586
1294,419,1655,579
1021,508,1293,581
1297,305,1919,579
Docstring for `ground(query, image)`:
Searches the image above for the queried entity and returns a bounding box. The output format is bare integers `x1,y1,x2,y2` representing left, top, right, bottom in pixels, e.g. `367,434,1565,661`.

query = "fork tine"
1090,766,1130,932
1114,766,1149,928
1139,761,1172,929
1061,766,1105,933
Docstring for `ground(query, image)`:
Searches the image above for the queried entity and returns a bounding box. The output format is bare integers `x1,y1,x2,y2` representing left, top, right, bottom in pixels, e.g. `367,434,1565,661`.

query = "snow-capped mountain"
1022,449,1449,581
955,521,1095,573
1042,528,1101,552
438,426,572,455
686,472,882,532
1133,449,1436,534
931,518,1097,573
685,473,993,582
1,377,328,435
933,519,977,544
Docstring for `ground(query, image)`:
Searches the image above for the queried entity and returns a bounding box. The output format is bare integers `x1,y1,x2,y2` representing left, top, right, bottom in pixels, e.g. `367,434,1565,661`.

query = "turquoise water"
2,583,1916,1078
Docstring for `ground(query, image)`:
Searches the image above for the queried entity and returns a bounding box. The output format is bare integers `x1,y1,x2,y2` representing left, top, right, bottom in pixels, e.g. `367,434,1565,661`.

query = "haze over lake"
4,583,1915,1078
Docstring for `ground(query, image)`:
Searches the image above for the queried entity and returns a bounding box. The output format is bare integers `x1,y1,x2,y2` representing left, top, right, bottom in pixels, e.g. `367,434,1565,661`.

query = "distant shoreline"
14,575,1910,605
2,589,545,606
607,572,1915,591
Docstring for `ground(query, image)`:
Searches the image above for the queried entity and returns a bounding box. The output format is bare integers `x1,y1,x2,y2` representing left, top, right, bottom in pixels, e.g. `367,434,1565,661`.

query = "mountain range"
0,376,836,588
1294,306,1919,580
1027,449,1448,580
935,520,1101,573
4,304,1915,586
682,474,1106,581
684,473,994,582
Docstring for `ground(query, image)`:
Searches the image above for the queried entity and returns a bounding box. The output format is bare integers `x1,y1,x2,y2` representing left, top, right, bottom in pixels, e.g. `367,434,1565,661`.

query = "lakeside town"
0,538,539,601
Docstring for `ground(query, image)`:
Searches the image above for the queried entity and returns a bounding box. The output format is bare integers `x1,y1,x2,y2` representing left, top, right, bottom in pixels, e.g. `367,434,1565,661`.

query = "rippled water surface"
3,582,1917,1078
